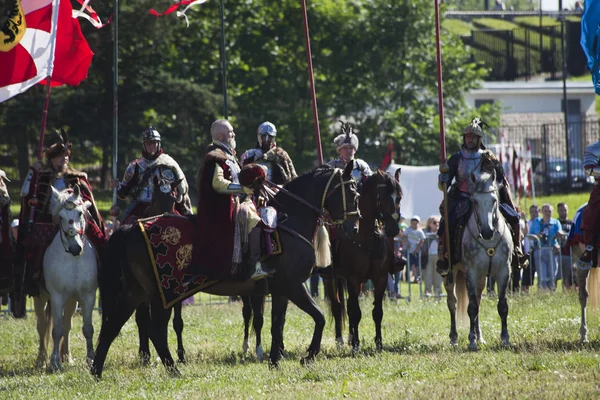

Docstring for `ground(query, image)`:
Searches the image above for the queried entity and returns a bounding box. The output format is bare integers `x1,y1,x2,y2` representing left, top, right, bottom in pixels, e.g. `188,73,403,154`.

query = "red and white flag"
0,0,94,103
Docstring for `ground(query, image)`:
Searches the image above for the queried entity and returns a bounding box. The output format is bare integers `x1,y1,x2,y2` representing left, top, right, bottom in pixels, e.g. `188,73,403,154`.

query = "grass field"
1,286,600,398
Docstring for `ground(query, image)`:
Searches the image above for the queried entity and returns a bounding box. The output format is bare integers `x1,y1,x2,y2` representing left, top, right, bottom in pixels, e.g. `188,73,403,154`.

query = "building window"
475,99,495,108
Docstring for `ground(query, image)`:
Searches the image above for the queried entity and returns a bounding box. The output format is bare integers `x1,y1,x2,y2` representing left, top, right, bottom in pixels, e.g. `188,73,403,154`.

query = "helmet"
142,126,161,142
334,121,359,151
257,121,277,151
44,129,71,160
463,117,484,137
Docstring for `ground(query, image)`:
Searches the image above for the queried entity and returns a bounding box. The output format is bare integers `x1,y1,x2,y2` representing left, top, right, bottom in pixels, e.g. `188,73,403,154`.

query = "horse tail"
314,223,331,268
588,267,600,313
456,269,468,324
323,277,346,336
99,226,130,319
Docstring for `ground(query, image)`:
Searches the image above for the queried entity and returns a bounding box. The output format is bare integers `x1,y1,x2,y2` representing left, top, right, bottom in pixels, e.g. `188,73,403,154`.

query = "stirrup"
436,258,449,277
251,263,269,281
577,250,593,271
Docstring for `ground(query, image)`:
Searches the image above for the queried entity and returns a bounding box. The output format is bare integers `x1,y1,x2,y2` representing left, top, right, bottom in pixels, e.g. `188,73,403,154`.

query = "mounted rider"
191,119,271,281
578,141,600,268
436,118,529,276
112,126,192,223
16,130,106,297
327,122,373,188
240,121,297,185
0,169,14,293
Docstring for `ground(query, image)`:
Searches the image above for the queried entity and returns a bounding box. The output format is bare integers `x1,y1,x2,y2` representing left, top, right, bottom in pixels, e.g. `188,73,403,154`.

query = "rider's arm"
116,161,138,199
438,153,458,191
360,160,373,177
212,164,250,195
20,169,33,198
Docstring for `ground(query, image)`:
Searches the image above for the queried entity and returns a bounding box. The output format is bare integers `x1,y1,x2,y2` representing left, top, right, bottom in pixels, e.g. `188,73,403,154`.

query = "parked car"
533,156,594,194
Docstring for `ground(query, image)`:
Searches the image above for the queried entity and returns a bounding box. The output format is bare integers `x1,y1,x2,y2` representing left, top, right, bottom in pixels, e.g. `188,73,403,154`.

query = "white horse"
34,185,98,371
444,170,513,351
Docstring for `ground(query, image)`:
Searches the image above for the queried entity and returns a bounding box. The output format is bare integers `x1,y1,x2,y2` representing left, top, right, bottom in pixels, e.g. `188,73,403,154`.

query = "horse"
33,185,98,371
91,163,360,378
135,174,187,364
445,170,513,351
241,295,267,361
323,170,402,352
565,203,600,344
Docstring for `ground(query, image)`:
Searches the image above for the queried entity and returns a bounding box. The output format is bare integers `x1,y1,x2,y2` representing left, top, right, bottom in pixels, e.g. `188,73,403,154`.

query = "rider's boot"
435,230,450,277
248,226,272,281
509,220,529,269
578,245,595,270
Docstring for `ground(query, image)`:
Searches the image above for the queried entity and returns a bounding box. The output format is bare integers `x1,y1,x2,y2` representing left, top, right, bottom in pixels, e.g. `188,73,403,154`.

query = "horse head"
50,185,91,256
362,170,401,238
470,170,499,240
0,170,10,208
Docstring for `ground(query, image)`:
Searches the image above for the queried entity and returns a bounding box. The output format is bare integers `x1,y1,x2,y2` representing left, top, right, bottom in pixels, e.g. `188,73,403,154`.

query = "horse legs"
269,295,288,368
241,296,252,354
34,295,51,369
135,303,151,365
59,298,77,365
251,295,265,362
372,274,387,351
346,281,362,353
172,302,185,363
323,278,345,346
286,283,326,365
148,298,179,376
78,293,96,365
496,271,510,346
475,275,487,346
465,270,481,351
48,294,67,372
577,268,590,343
444,271,458,346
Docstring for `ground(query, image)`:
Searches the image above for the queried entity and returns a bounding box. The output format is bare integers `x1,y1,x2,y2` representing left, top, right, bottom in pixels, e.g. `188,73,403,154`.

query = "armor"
584,141,600,178
327,158,372,184
241,149,274,180
117,153,188,203
455,148,484,193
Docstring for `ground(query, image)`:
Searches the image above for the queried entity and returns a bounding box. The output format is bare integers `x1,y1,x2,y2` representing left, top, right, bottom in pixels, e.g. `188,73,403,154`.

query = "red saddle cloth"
140,215,212,308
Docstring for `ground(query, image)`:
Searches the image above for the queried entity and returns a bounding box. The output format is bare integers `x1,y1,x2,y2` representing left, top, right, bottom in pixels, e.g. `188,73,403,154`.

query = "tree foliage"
0,0,497,189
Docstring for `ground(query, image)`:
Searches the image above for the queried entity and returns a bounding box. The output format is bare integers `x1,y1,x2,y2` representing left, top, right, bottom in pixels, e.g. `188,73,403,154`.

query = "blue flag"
581,0,600,95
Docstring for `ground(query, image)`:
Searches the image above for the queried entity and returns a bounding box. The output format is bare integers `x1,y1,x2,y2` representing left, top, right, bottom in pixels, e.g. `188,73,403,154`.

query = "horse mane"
362,170,402,198
282,164,335,193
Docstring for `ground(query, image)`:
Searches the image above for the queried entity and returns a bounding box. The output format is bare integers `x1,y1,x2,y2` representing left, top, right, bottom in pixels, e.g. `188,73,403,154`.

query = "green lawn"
442,19,472,37
1,288,599,398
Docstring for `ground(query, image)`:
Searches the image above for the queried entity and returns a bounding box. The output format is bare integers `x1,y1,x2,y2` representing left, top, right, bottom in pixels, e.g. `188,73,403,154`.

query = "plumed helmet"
257,121,277,137
333,121,359,151
463,117,485,137
141,126,161,142
44,129,72,160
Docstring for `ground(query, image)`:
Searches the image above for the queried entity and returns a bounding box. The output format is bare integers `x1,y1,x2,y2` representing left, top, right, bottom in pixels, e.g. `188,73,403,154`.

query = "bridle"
56,200,87,253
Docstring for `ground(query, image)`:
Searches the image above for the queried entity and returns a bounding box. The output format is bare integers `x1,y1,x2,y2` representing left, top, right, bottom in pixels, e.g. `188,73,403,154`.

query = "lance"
433,0,452,275
301,0,323,165
219,0,228,118
111,0,119,224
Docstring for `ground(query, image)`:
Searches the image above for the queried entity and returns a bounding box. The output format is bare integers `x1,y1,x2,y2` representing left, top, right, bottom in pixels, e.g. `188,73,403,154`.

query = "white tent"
386,163,443,224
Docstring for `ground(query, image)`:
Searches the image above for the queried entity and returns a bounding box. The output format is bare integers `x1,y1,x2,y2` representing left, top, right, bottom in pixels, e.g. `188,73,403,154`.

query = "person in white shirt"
403,215,426,283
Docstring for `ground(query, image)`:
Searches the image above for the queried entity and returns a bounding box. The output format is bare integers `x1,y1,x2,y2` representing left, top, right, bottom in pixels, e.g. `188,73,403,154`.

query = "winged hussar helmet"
333,121,359,151
44,129,72,160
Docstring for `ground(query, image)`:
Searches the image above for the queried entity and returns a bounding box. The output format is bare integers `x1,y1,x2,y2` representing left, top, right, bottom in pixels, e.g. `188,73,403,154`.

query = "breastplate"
457,149,483,193
135,159,176,203
225,154,241,184
256,160,275,181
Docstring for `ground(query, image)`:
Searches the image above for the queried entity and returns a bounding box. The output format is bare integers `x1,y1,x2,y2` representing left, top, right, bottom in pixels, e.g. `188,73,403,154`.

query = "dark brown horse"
324,170,402,352
91,163,360,378
135,175,186,364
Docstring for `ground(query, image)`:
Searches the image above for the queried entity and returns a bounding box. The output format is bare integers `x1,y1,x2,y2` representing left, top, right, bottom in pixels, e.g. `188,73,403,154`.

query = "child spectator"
423,215,442,298
403,215,426,283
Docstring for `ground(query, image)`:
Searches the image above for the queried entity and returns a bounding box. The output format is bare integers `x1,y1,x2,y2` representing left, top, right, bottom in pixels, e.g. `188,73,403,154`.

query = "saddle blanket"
139,215,283,308
139,215,212,308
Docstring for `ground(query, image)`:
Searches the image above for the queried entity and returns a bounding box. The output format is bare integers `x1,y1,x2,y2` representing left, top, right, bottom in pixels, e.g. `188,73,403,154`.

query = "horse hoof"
242,341,249,354
502,339,510,347
335,337,344,347
167,366,181,378
375,341,383,351
177,350,186,364
468,343,479,352
350,345,359,355
300,355,314,366
478,338,487,346
139,353,151,367
580,337,589,344
256,345,264,362
268,360,279,370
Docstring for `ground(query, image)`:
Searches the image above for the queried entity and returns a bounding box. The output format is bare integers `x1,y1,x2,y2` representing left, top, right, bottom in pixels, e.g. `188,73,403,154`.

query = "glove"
439,174,449,184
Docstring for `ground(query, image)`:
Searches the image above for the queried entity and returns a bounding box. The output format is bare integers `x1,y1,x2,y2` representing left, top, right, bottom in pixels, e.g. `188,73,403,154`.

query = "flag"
0,0,93,103
380,140,394,171
581,0,600,95
149,0,208,26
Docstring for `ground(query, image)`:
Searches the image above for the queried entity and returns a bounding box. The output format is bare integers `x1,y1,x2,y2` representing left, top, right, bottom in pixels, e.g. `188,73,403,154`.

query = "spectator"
423,216,442,298
493,0,506,10
575,1,583,12
557,202,574,289
391,217,408,298
522,204,539,293
403,215,426,284
529,204,563,291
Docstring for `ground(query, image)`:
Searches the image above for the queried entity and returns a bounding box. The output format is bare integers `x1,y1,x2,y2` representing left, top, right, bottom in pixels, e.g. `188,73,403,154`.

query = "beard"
228,138,236,150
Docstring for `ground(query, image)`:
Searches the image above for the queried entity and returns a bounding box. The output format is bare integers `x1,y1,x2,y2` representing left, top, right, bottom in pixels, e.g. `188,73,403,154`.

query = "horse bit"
58,200,86,252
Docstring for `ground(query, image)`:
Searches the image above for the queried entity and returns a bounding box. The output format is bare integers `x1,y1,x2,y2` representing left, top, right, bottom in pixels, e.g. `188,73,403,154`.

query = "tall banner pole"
434,0,452,271
28,79,52,229
301,0,323,165
112,0,119,222
219,0,228,118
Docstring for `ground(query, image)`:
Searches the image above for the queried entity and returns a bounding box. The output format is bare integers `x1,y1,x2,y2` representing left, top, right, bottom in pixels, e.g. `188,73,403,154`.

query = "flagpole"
27,80,52,229
301,0,323,165
434,0,452,274
219,0,228,118
112,0,119,214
